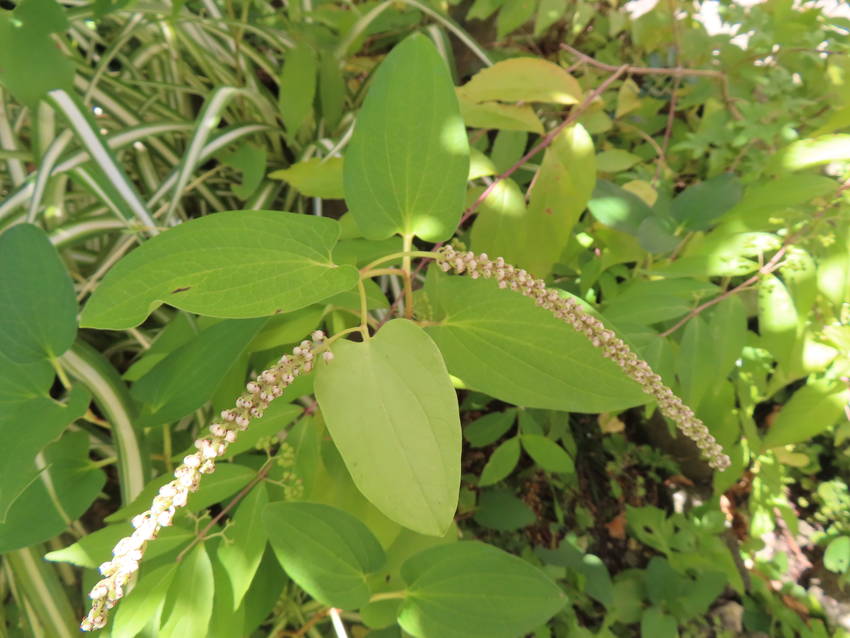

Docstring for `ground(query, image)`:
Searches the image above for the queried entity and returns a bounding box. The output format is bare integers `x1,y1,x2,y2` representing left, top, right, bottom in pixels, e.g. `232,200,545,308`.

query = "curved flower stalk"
436,246,731,472
80,332,330,632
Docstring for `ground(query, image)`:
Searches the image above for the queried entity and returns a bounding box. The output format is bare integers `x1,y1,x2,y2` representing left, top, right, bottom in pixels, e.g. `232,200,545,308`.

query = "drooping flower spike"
436,246,731,472
80,331,327,632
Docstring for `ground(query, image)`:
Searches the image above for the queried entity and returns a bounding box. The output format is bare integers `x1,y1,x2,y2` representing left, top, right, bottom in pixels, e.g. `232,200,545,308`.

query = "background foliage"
1,0,850,636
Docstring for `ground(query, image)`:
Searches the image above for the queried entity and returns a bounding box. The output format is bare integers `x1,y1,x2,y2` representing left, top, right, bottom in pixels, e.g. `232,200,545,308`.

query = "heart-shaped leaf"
315,319,461,535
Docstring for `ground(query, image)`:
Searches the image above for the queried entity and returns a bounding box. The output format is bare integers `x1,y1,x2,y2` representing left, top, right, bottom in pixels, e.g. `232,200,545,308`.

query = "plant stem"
357,279,371,340
402,233,415,319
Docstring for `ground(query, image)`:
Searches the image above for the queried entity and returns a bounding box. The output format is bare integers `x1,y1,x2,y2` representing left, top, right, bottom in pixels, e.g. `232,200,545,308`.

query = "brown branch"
458,64,629,228
560,43,743,120
659,245,788,338
277,607,330,637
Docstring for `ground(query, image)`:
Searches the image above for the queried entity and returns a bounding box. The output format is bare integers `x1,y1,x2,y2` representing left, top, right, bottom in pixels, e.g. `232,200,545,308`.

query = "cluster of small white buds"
80,332,327,632
436,246,730,472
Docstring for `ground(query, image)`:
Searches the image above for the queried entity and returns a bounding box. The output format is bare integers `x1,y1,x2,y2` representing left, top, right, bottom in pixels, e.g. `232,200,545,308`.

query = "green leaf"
279,43,318,135
596,149,642,173
534,0,567,35
758,273,798,368
458,58,582,105
343,34,469,242
79,211,358,330
496,0,536,38
640,607,679,638
269,157,344,199
398,542,566,638
0,223,77,362
536,540,613,608
458,99,544,133
264,501,385,609
316,319,461,535
473,489,535,530
131,318,266,426
602,278,717,326
464,409,517,448
521,434,574,473
160,543,215,638
107,462,256,522
319,52,345,130
507,124,596,277
0,385,89,522
0,430,105,553
676,316,714,410
219,143,267,200
0,0,73,105
479,437,521,486
772,134,850,171
209,545,247,638
112,560,179,638
588,180,653,235
762,380,850,449
470,179,528,264
424,274,647,412
824,536,850,574
671,174,742,231
218,483,269,609
219,402,303,459
706,295,747,379
46,521,193,569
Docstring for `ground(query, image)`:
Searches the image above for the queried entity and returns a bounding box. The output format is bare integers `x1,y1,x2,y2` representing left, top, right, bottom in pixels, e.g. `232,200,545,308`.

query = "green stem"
402,233,414,320
49,355,72,390
360,249,439,273
368,590,406,602
357,280,371,341
361,267,406,279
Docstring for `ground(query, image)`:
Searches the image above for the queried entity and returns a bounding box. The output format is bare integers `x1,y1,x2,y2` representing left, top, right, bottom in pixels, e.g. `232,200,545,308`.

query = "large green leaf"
263,501,385,609
762,380,850,449
588,180,652,235
398,542,566,638
423,274,646,412
343,34,469,242
671,173,742,231
131,318,266,426
0,223,77,363
112,560,180,638
0,0,73,105
315,319,461,536
457,57,582,105
79,211,358,330
0,430,105,553
159,543,215,638
217,483,269,609
471,125,595,278
0,384,89,522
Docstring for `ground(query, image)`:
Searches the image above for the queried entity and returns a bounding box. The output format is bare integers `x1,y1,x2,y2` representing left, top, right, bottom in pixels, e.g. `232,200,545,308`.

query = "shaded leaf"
479,437,521,486
424,274,646,412
0,223,77,362
264,501,385,609
269,157,344,199
398,542,566,638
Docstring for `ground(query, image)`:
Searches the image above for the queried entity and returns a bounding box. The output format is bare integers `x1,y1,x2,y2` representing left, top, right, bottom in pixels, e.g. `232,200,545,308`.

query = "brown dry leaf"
606,512,627,539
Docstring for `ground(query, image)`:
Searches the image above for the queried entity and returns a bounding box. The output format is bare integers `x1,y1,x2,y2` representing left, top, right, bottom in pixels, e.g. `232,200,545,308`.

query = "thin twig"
175,459,273,562
560,43,743,120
